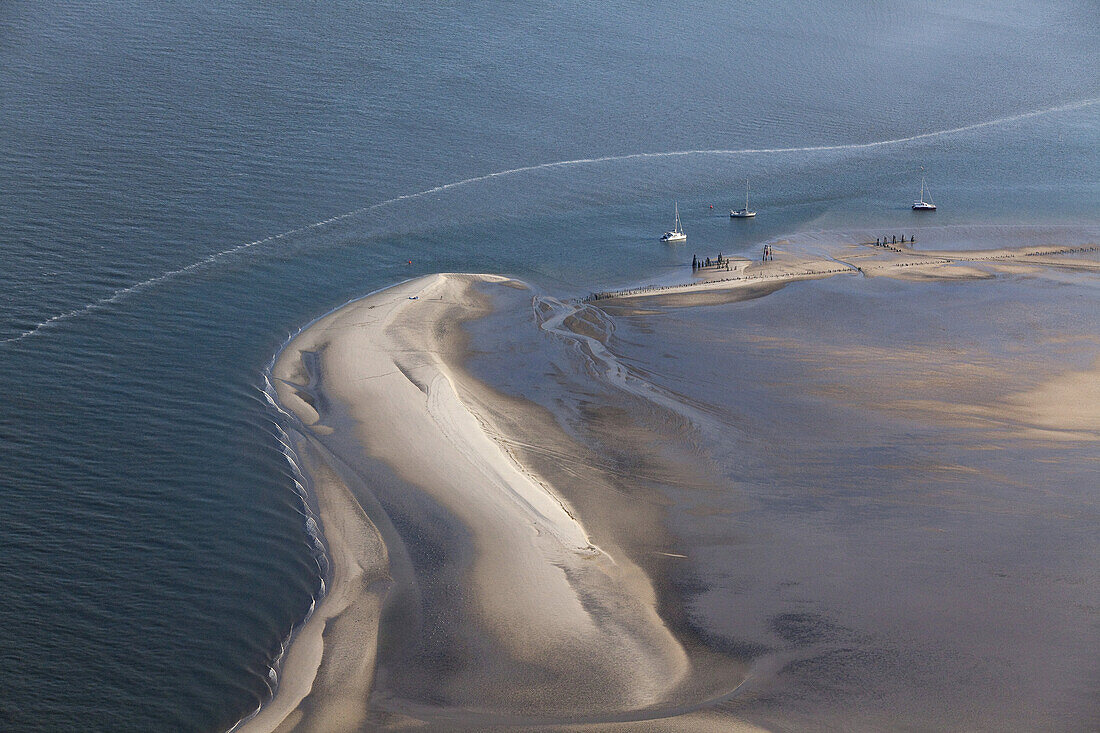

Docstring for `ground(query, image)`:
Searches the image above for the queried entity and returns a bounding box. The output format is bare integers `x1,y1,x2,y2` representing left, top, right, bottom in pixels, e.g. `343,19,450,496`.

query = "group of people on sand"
874,234,915,248
762,245,774,261
692,253,732,271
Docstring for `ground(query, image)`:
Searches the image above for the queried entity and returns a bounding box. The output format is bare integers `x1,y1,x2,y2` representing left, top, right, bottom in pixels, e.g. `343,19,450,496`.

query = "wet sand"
590,242,1097,303
571,243,1100,731
250,237,1098,731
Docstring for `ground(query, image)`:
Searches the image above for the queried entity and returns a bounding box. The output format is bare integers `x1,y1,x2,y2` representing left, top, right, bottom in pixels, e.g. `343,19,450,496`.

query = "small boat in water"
912,174,936,211
730,179,756,218
661,203,687,242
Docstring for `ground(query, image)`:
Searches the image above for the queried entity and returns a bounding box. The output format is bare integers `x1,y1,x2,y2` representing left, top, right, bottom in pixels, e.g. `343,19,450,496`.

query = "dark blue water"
0,1,1097,729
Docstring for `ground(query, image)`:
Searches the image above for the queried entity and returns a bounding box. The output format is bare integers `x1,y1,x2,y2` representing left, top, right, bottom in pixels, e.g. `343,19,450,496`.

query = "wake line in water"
4,96,1096,344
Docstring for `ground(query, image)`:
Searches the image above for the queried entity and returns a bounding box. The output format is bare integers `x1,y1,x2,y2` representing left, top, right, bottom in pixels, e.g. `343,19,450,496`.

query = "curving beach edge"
243,273,769,732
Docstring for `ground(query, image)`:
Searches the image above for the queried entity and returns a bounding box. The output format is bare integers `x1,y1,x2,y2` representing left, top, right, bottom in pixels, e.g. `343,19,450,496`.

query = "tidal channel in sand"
250,273,762,732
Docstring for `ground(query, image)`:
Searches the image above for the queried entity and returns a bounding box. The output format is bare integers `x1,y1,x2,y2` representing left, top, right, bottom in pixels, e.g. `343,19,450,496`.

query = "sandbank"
248,274,751,731
589,242,1096,304
245,237,1096,731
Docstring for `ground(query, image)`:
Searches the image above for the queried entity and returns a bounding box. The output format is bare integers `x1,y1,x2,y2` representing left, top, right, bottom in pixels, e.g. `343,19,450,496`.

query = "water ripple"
3,96,1096,346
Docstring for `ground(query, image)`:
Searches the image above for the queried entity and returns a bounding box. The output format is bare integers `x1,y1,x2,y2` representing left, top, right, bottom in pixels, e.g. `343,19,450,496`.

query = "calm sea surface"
1,1,1097,729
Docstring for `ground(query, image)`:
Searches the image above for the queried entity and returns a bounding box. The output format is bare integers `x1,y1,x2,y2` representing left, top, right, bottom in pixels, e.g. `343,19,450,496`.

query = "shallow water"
600,271,1100,729
0,0,1097,729
460,255,1100,729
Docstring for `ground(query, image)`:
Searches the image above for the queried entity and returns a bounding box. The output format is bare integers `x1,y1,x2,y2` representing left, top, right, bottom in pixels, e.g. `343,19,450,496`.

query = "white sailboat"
730,179,756,218
661,203,687,242
912,174,936,211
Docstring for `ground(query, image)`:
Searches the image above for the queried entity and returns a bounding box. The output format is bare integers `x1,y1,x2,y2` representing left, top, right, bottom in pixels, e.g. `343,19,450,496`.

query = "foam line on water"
4,96,1096,345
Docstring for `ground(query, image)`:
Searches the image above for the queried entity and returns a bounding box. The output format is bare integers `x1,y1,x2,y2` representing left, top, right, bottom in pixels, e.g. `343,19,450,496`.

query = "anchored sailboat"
912,173,936,211
730,179,756,218
661,203,687,242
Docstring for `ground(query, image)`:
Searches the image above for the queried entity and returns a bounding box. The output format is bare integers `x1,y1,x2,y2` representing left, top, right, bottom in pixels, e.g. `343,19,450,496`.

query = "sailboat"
661,203,687,242
912,174,936,211
730,179,756,218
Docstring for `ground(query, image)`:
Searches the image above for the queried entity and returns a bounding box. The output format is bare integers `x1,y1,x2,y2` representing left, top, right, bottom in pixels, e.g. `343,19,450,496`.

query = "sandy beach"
249,273,764,732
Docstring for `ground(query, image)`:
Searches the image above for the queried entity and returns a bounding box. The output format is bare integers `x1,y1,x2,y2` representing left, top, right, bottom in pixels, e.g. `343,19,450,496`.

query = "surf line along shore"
244,273,763,733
